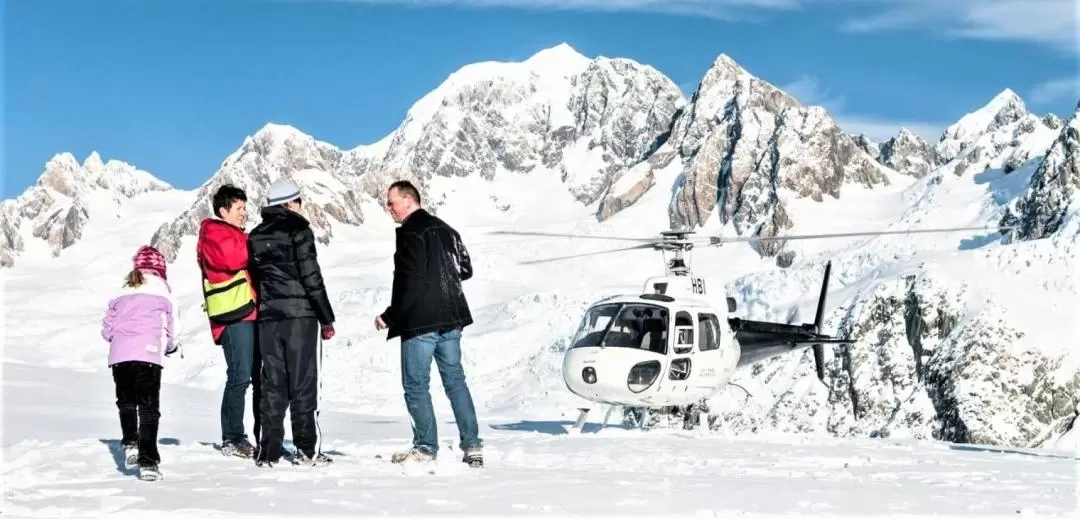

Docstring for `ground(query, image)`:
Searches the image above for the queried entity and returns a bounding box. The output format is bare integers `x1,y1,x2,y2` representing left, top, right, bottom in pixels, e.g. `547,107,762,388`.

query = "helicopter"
490,223,1013,431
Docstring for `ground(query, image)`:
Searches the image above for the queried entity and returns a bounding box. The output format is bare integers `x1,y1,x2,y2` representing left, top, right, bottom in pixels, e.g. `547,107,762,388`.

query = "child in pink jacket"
101,245,182,481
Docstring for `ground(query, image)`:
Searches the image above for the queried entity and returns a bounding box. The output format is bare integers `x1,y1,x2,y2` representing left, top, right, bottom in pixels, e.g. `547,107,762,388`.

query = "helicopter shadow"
946,443,1078,461
958,233,1002,250
955,166,1035,251
490,420,635,436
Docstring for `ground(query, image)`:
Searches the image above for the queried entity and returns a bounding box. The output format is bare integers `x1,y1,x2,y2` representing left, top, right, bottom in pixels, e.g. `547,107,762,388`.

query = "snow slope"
2,134,1076,438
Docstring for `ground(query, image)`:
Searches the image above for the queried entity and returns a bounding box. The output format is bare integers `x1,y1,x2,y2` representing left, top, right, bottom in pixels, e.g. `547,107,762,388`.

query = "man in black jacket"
248,178,336,467
375,180,483,468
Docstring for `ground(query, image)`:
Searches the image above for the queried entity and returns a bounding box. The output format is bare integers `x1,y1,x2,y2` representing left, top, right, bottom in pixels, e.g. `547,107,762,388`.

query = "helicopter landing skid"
566,406,619,434
620,407,654,430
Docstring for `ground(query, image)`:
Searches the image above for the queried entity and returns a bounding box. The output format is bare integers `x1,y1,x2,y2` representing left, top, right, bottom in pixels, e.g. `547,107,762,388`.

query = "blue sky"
3,0,1077,198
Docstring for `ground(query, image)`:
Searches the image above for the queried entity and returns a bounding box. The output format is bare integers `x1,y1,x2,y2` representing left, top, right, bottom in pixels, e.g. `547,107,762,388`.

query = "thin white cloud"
319,0,1077,52
780,74,945,142
780,75,846,112
839,0,1078,54
833,116,945,143
1030,77,1080,104
317,0,800,20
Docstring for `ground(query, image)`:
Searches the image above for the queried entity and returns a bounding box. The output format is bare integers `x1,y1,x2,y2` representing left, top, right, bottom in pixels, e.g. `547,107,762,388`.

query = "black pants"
255,317,321,462
251,331,263,447
112,361,162,466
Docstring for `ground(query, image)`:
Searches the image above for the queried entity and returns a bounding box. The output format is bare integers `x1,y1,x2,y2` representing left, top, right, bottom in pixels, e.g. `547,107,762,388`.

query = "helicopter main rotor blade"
517,243,657,265
489,230,660,243
707,224,1016,244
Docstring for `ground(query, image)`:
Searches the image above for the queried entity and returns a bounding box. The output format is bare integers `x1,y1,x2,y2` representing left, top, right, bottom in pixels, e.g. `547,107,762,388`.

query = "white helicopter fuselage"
561,275,741,408
504,222,978,425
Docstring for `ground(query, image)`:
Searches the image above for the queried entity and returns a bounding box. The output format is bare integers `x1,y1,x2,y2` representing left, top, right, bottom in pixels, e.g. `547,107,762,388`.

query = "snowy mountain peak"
37,152,84,198
878,128,943,178
348,45,684,219
524,42,590,73
251,122,309,143
988,87,1024,111
705,53,751,82
395,44,595,138
30,151,171,200
1044,113,1066,130
937,89,1030,161
83,151,105,173
896,127,919,140
934,89,1059,178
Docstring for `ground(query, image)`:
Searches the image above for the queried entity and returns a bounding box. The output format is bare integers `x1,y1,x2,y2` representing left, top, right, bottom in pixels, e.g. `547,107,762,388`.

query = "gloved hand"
321,323,335,341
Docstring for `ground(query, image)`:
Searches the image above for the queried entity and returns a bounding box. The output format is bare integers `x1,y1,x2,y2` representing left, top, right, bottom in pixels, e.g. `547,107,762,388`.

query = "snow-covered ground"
4,360,1077,517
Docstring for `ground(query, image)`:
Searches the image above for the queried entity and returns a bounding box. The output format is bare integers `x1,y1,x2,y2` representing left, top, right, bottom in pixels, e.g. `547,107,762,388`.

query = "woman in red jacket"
196,184,259,459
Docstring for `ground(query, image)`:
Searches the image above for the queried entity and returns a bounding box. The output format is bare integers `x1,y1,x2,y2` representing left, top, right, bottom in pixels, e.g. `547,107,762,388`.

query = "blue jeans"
220,321,255,445
401,328,482,456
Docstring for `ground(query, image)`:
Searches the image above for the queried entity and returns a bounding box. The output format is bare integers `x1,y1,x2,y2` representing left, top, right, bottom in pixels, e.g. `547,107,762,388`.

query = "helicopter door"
665,310,695,392
691,312,724,390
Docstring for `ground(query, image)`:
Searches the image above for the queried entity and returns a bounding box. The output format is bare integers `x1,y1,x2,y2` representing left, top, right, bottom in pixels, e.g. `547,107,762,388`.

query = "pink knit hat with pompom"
133,245,167,280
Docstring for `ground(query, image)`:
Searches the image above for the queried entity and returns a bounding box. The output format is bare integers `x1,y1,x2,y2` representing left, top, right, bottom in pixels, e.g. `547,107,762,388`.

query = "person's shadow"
98,438,180,475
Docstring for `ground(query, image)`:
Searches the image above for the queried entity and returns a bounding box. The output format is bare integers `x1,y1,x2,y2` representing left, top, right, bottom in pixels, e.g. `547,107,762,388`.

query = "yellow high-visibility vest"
202,270,255,324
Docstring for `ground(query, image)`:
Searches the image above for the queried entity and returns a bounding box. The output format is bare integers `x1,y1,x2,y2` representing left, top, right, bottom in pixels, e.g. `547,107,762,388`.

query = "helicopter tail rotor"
810,261,833,382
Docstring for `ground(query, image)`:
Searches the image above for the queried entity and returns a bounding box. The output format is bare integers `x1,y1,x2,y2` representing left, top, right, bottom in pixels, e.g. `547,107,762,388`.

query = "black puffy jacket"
247,205,335,325
380,208,473,340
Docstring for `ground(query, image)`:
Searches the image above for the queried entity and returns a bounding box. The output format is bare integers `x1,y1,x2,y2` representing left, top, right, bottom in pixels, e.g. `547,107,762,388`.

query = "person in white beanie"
246,177,336,467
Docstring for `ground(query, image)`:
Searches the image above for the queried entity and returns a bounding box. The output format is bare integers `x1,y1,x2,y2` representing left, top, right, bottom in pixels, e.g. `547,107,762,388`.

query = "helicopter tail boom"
731,261,852,380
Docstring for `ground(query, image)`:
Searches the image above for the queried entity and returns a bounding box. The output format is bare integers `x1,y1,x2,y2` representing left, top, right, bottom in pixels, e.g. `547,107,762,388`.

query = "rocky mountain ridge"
593,53,895,264
0,152,171,266
1000,101,1080,241
137,45,1075,265
4,44,1074,269
148,123,371,262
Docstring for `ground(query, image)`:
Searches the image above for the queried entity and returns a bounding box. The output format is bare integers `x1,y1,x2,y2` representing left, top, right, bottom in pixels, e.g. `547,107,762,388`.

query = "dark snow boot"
462,448,483,468
138,463,161,481
294,450,332,467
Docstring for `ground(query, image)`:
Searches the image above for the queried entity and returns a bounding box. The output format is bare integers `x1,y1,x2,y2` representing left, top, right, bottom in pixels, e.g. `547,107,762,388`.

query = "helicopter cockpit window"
570,304,620,349
673,311,695,354
570,303,669,354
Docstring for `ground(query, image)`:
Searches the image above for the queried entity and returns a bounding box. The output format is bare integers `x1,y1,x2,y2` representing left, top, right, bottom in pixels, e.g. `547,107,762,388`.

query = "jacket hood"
260,205,310,225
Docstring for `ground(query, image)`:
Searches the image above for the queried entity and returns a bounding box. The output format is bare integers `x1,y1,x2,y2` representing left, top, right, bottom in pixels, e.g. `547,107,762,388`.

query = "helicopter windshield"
570,303,669,354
